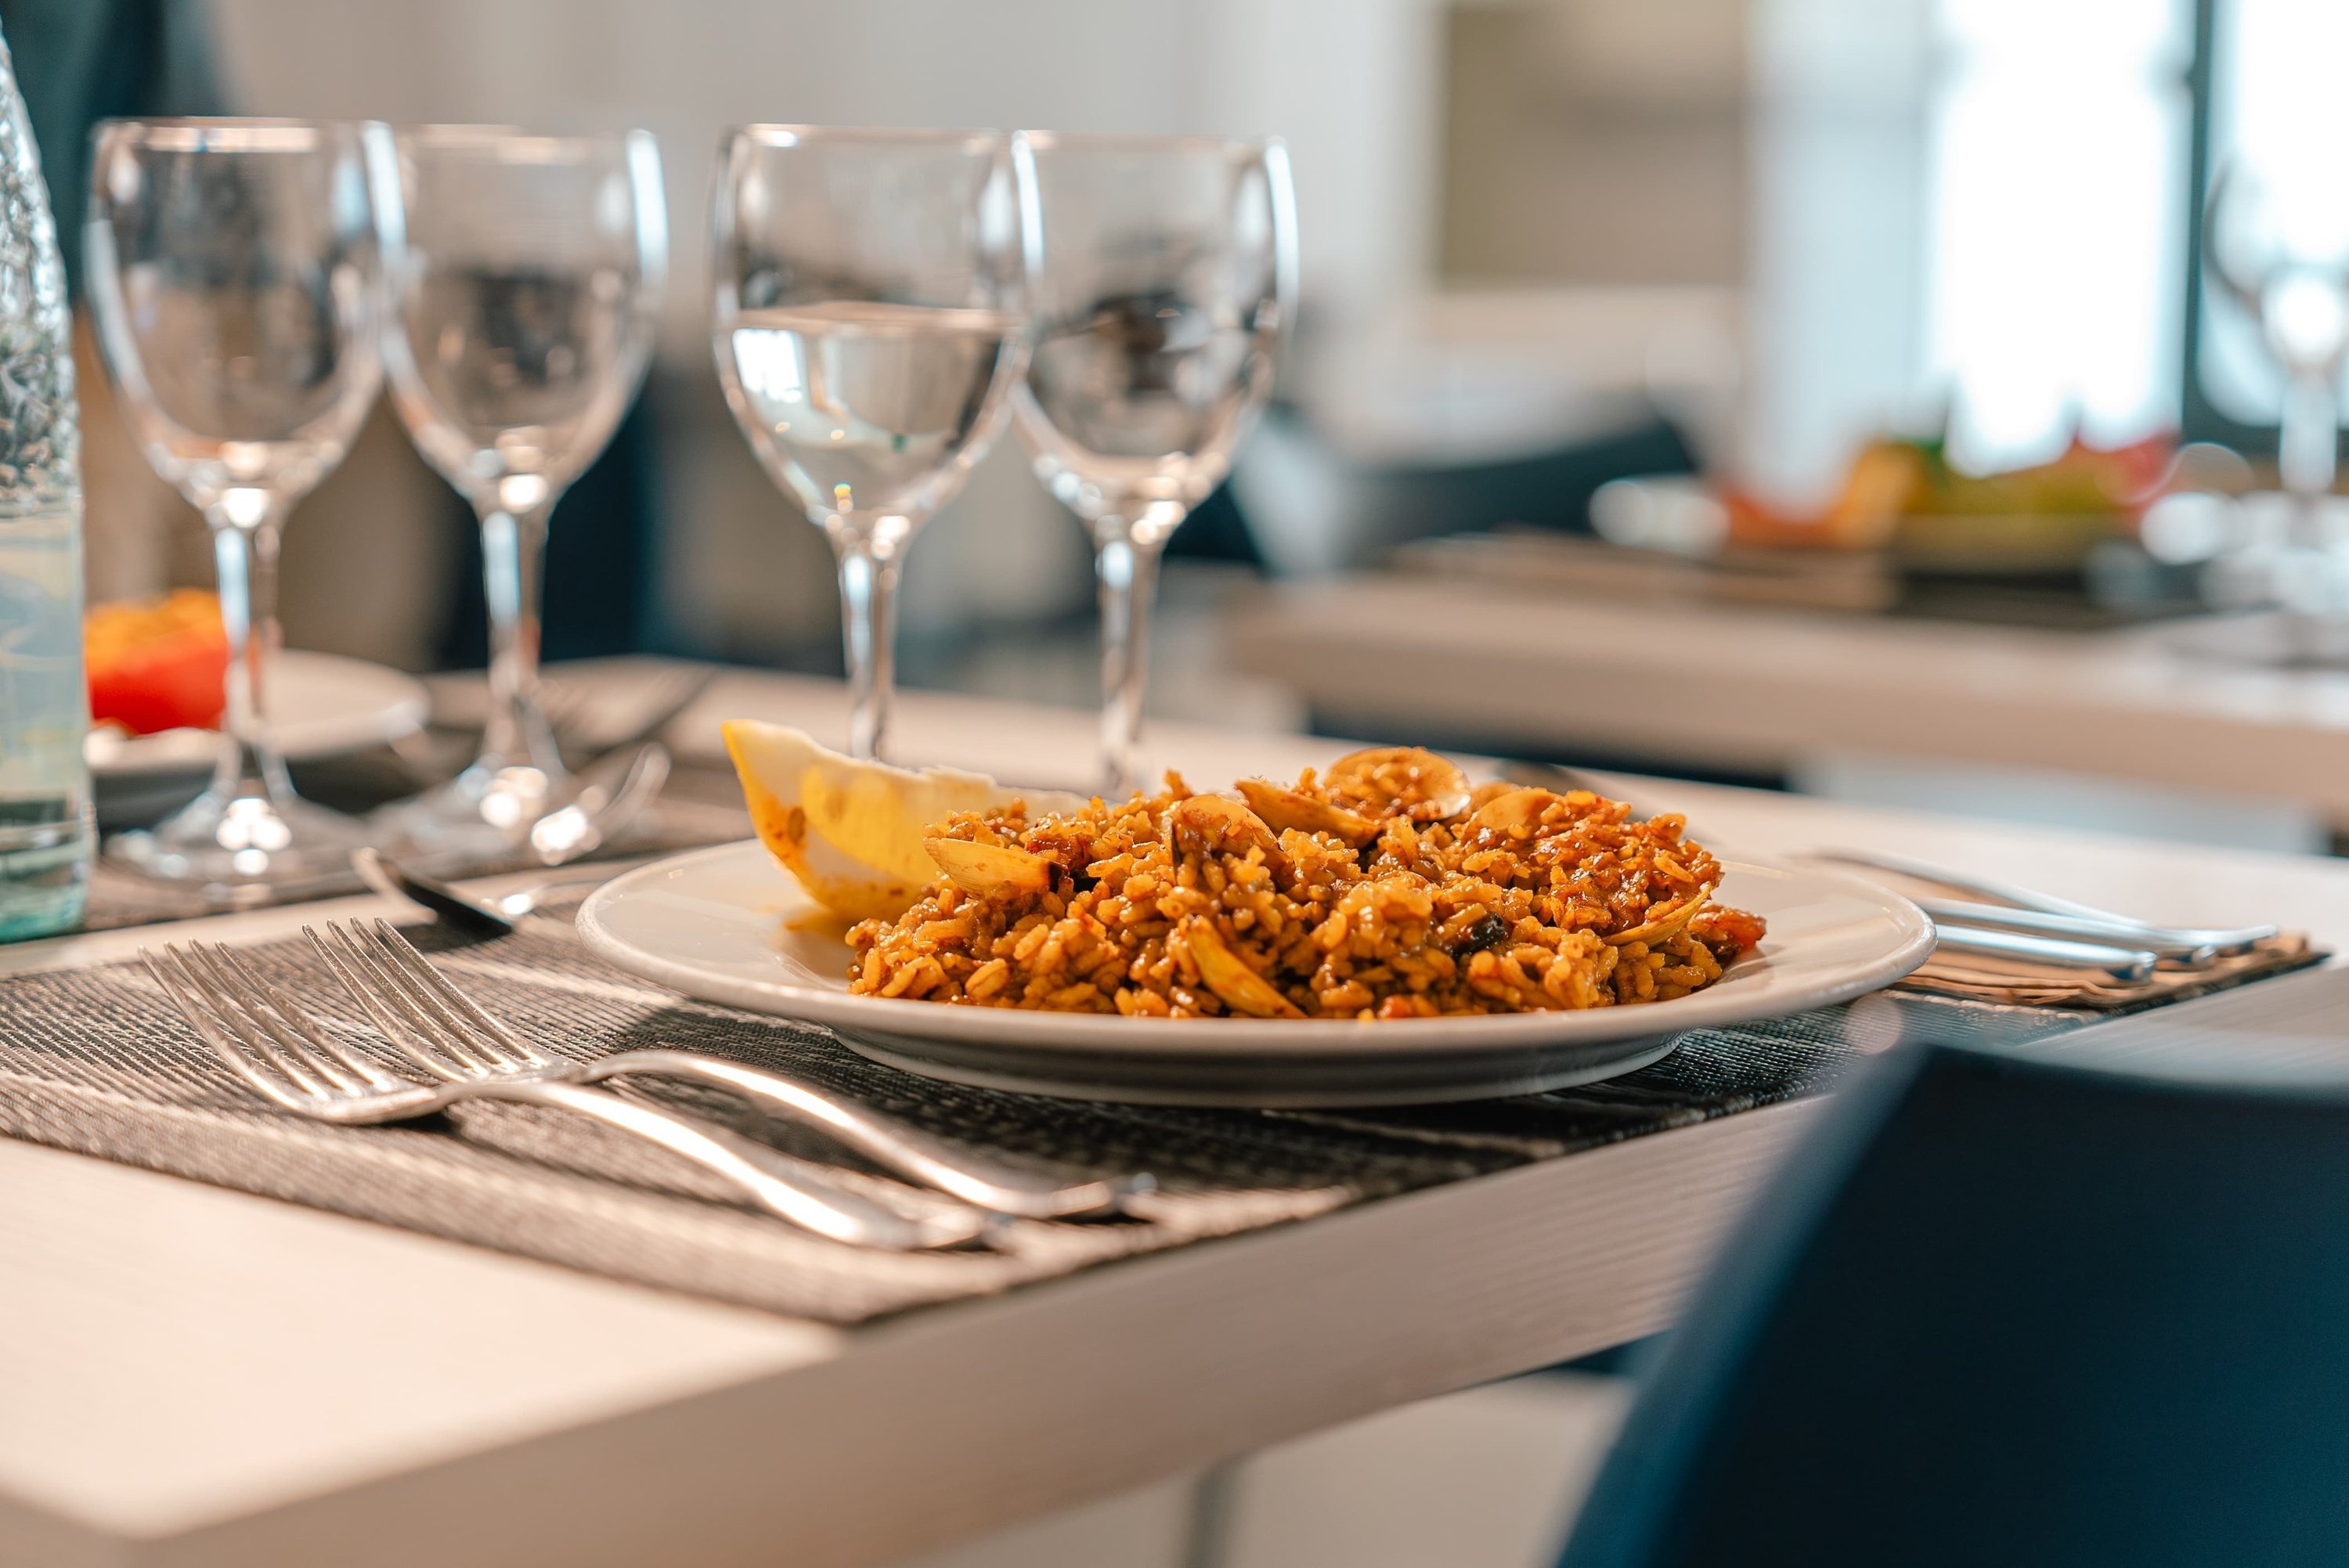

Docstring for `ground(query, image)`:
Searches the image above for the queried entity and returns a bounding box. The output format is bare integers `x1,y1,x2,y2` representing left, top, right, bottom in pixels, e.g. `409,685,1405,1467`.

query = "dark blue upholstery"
1558,1041,2349,1568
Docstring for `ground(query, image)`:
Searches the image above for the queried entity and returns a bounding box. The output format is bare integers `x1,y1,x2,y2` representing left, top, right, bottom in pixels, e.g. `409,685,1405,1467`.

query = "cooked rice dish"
846,748,1766,1020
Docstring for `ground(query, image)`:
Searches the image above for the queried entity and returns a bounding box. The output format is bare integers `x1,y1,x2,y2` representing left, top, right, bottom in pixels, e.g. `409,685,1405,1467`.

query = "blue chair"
1557,1040,2349,1568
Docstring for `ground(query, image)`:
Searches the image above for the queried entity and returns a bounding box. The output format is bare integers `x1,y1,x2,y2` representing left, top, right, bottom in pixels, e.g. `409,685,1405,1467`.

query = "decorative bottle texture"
0,23,90,939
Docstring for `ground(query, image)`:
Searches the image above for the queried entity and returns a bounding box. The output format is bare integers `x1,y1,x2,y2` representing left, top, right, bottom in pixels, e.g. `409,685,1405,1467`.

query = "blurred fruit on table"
1722,431,2174,553
85,589,228,736
1572,427,2214,617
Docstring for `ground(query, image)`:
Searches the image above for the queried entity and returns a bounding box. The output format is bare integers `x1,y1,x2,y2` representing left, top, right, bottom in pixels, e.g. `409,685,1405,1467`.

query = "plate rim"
576,838,1935,1059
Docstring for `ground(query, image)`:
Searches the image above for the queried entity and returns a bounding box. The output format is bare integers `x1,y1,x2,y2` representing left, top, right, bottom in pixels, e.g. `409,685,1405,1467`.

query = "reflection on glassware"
711,127,1033,762
2202,160,2349,618
2209,165,2349,495
84,118,399,885
378,126,666,859
1010,134,1296,797
2189,159,2349,624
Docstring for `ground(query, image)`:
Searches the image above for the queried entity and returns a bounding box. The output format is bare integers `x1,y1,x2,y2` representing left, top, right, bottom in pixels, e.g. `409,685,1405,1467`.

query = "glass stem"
832,533,903,762
479,498,563,778
204,500,294,803
1095,519,1165,799
2281,370,2340,546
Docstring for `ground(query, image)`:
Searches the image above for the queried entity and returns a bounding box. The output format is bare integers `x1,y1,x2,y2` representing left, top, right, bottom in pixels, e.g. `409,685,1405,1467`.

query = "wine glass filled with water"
381,125,666,858
709,127,1034,761
1011,134,1295,796
85,118,400,886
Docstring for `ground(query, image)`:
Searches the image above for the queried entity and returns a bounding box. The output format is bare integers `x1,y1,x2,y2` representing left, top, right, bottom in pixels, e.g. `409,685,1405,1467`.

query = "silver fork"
310,917,1150,1220
141,939,988,1252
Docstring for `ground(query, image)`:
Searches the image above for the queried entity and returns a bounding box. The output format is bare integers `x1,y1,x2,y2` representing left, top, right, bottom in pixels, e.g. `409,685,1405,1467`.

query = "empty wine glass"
1011,133,1296,797
2206,160,2349,515
379,125,666,858
85,118,400,885
709,126,1034,761
2199,159,2349,628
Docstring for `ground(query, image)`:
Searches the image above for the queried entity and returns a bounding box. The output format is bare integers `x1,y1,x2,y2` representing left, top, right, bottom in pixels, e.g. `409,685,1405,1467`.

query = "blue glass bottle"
0,23,89,939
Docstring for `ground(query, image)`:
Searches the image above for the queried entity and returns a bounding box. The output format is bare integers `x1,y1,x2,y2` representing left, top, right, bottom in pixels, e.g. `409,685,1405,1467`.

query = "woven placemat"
0,896,2154,1325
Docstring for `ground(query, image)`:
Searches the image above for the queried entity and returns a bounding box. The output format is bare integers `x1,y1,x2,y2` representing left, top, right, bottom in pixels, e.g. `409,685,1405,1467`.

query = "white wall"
210,0,1445,362
1741,0,1933,507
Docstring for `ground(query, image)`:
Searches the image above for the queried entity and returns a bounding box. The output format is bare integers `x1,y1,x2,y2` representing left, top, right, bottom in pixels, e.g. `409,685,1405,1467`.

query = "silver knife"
1929,923,2158,982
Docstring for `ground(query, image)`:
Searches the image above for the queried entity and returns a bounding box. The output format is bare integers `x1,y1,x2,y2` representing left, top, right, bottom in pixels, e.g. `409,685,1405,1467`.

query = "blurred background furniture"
27,0,2321,871
1226,574,2349,853
1559,1025,2349,1566
9,1,2312,758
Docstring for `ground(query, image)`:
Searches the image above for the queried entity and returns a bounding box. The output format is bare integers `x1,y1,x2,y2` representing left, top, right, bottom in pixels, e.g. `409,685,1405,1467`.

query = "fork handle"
583,1049,1147,1220
470,1078,980,1249
1914,897,2219,964
1929,924,2157,982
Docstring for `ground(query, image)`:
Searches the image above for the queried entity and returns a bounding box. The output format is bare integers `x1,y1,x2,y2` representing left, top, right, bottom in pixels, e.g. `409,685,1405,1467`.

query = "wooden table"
1227,575,2349,822
7,671,2347,1568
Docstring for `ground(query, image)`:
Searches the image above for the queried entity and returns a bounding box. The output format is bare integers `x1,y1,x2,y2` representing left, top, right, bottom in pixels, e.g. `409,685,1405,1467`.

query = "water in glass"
709,126,1034,762
725,301,1021,524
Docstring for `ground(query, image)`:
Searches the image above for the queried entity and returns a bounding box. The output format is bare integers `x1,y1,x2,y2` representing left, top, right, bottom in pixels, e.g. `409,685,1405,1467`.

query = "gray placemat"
0,898,2142,1325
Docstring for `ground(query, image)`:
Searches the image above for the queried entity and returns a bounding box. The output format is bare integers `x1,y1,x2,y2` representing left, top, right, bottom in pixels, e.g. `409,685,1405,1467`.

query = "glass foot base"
373,758,576,867
108,787,372,886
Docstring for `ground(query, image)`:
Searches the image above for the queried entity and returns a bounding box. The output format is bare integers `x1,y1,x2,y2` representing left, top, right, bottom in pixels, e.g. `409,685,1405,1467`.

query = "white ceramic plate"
577,841,1934,1107
85,650,431,777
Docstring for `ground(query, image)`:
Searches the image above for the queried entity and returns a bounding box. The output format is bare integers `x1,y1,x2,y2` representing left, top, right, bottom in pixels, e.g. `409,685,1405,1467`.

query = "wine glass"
84,118,400,885
379,125,666,857
1011,133,1296,797
709,127,1034,762
2206,160,2349,514
2200,159,2349,631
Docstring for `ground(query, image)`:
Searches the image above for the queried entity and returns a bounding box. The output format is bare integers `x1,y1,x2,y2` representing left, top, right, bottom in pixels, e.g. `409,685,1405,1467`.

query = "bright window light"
1924,0,2191,472
2199,0,2349,424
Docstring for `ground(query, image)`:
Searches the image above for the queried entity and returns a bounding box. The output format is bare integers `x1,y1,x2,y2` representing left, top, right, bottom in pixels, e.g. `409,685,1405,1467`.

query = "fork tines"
304,919,546,1083
142,940,408,1108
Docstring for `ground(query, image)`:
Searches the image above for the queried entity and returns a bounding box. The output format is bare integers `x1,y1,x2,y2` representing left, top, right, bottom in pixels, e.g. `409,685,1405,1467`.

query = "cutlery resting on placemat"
144,915,1153,1240
1807,849,2319,1010
143,934,991,1251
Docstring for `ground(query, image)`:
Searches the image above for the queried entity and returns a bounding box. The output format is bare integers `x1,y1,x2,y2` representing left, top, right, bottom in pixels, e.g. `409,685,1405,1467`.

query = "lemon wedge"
723,719,1081,922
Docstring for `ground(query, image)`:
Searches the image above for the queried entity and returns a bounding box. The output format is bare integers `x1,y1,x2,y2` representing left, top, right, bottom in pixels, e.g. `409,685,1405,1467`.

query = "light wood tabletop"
1226,575,2349,821
7,670,2347,1568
